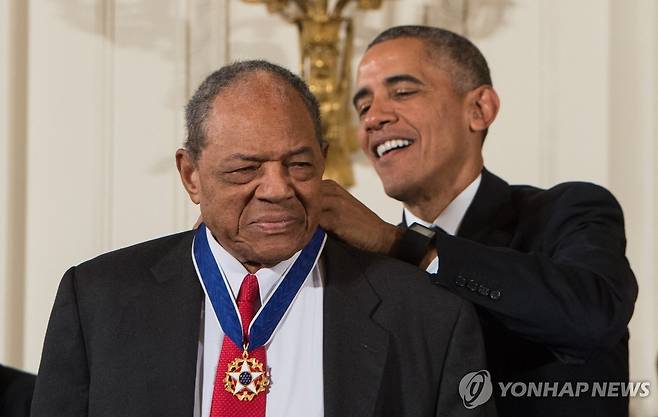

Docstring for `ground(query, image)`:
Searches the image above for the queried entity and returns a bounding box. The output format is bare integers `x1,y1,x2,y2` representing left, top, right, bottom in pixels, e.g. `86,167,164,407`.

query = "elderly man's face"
353,38,478,204
178,72,325,270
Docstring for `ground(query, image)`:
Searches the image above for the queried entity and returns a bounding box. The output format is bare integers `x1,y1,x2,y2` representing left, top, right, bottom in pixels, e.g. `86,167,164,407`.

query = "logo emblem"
459,370,493,409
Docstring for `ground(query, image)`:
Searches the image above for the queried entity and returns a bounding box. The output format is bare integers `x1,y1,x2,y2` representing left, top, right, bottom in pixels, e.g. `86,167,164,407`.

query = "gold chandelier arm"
341,18,353,82
332,0,352,18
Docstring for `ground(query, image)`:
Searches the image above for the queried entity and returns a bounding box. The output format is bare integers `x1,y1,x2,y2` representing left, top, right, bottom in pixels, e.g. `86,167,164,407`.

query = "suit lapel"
457,168,515,247
322,238,390,417
140,231,202,415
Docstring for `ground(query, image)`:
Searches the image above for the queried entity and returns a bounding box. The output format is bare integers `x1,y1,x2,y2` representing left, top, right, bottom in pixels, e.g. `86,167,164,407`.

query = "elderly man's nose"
256,165,294,202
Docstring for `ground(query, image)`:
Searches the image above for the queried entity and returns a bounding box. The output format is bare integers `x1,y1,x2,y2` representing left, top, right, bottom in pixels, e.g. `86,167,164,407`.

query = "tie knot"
237,273,260,306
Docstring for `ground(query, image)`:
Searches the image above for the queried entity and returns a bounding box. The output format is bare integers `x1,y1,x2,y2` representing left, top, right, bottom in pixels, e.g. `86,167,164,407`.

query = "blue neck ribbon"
193,223,326,351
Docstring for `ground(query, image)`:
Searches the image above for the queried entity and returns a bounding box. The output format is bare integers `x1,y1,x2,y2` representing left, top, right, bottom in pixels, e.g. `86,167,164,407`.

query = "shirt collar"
205,227,300,302
403,174,482,236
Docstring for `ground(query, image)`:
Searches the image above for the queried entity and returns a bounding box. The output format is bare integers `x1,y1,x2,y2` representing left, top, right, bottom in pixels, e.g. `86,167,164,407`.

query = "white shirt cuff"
426,256,439,274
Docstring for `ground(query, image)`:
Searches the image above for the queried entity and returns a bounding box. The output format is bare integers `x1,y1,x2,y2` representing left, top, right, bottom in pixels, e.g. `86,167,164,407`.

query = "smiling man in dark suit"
320,26,638,417
30,60,494,417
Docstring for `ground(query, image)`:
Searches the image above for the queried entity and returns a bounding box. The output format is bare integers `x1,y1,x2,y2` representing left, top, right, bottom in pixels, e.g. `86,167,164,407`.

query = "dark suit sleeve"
436,300,496,417
31,267,90,417
433,184,637,362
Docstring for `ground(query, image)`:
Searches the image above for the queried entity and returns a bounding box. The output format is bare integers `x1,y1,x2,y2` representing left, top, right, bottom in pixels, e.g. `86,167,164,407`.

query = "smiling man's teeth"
376,139,412,158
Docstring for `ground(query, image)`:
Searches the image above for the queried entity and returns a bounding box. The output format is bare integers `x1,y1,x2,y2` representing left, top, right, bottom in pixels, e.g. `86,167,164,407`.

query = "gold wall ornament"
242,0,384,187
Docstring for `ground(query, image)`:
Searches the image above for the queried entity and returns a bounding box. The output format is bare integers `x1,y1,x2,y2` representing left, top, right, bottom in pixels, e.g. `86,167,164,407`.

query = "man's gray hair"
184,60,324,160
368,25,492,94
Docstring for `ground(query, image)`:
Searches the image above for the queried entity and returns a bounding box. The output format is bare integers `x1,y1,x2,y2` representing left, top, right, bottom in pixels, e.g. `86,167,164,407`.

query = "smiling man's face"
178,71,325,270
354,37,480,205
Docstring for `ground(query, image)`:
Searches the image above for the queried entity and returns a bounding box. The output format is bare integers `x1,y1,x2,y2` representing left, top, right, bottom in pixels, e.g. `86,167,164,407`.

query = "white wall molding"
97,0,115,252
0,0,11,365
174,0,191,230
537,0,558,188
1,0,29,368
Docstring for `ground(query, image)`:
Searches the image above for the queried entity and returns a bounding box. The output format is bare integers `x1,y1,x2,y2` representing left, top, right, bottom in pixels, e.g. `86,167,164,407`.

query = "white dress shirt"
193,227,325,417
403,174,481,274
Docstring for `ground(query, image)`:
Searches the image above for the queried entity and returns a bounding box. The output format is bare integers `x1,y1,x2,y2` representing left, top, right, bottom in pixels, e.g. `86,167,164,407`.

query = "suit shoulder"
510,181,623,218
511,181,619,205
74,230,194,279
506,181,627,249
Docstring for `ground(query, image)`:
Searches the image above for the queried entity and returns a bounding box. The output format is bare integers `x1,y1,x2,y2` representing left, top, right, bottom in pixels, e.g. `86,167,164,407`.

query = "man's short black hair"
368,25,492,94
185,60,324,160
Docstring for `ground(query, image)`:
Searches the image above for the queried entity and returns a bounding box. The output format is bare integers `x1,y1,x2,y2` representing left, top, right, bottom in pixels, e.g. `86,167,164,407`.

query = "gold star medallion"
224,350,270,401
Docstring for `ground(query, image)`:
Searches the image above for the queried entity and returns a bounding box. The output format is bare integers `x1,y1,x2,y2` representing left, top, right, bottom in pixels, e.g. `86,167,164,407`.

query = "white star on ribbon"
227,360,263,395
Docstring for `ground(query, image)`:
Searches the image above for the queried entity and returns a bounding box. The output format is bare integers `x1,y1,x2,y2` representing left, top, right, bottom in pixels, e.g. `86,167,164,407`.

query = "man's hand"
320,180,403,255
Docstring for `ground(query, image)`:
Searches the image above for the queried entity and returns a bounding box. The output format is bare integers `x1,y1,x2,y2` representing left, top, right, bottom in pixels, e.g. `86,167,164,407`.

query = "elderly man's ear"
467,85,500,133
176,148,201,205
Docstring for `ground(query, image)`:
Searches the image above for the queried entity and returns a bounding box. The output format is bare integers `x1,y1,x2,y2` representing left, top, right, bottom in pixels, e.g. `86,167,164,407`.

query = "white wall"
608,2,658,417
1,0,656,414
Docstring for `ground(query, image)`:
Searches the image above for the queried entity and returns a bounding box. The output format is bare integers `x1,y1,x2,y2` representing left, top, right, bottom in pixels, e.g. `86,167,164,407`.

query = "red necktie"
211,274,267,417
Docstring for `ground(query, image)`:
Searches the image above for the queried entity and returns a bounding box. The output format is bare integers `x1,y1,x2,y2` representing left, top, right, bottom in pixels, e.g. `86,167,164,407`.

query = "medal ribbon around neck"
193,223,326,351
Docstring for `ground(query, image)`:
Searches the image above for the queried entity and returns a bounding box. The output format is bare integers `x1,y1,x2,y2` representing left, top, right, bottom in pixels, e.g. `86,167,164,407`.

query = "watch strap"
397,223,436,266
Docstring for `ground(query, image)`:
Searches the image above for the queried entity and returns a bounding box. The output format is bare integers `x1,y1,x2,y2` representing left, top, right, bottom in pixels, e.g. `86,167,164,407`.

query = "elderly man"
31,60,493,417
321,26,637,417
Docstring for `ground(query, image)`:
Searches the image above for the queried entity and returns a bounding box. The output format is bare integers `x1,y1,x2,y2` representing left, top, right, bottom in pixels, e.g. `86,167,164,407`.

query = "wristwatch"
398,223,437,266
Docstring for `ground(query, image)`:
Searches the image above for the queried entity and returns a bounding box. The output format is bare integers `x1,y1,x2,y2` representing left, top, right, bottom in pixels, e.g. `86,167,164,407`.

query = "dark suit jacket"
0,365,36,417
428,169,637,417
31,232,496,417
